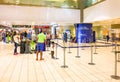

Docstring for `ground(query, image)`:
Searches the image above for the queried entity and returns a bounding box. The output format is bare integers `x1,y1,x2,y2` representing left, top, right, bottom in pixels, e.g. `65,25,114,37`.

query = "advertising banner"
65,29,71,41
74,23,93,43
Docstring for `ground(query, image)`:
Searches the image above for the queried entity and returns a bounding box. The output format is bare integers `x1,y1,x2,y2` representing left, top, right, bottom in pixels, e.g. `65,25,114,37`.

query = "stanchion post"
55,39,59,59
75,43,80,58
94,42,98,54
61,41,68,68
68,41,72,53
81,40,85,50
115,41,117,51
112,41,117,53
111,51,120,79
88,43,95,65
112,45,114,52
111,41,113,52
111,40,115,52
95,42,98,49
46,40,49,51
117,45,120,62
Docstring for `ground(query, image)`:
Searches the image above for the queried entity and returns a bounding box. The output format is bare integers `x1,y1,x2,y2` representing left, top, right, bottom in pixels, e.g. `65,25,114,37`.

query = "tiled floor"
0,40,120,82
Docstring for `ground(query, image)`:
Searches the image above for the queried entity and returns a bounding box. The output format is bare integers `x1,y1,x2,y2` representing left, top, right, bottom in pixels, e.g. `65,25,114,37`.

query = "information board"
74,23,93,43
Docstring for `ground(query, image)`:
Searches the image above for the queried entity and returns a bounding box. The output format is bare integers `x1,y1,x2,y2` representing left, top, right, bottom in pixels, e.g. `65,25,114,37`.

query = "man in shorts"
36,28,46,60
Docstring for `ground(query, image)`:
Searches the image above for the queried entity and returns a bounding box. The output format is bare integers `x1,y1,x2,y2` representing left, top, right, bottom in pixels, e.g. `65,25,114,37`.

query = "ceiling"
0,0,105,9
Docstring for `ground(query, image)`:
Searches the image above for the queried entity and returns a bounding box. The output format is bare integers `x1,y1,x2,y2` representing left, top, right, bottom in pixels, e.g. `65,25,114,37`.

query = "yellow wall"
102,29,109,36
92,26,110,39
92,26,102,39
70,25,76,37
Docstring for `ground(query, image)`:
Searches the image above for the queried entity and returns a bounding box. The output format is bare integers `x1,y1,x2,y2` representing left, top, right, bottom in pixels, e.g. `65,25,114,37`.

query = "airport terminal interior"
0,0,120,82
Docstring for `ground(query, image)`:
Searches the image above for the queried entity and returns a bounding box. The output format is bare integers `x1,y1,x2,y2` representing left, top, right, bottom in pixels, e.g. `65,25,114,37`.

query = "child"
51,41,55,59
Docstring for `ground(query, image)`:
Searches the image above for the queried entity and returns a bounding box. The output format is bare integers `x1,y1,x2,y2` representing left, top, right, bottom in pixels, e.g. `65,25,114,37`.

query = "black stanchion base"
61,65,68,68
88,63,95,65
68,52,72,53
81,48,85,50
117,60,120,62
75,56,80,58
111,51,114,53
111,49,115,52
54,57,59,59
111,75,120,80
94,52,98,54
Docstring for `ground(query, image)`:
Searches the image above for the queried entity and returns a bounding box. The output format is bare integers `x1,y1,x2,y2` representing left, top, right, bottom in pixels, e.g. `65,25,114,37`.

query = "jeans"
14,42,18,53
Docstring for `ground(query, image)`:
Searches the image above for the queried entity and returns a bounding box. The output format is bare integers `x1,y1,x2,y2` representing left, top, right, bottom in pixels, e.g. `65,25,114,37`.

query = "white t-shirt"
13,35,20,43
51,45,54,51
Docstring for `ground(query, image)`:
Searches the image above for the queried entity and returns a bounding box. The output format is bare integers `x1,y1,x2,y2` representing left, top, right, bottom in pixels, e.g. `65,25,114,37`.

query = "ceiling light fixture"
16,0,20,4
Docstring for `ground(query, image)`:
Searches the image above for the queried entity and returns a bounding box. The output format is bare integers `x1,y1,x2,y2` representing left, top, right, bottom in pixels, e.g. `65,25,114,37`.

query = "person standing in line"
106,35,110,43
13,31,20,55
24,31,27,38
2,31,6,42
36,28,46,61
63,32,67,43
46,32,52,50
27,31,31,40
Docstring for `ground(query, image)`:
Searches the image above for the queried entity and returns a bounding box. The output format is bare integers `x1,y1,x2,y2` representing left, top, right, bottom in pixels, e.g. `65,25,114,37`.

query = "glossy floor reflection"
0,41,120,82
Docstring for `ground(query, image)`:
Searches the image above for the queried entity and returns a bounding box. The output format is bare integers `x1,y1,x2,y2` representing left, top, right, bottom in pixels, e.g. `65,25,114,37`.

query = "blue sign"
65,29,71,41
74,23,93,43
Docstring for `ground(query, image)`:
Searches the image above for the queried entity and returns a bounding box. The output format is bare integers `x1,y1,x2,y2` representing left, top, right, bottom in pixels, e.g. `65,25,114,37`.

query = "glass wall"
85,0,105,8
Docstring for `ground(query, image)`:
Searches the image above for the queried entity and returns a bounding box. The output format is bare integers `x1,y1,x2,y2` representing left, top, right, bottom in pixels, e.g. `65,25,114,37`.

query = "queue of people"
1,29,77,61
2,30,14,43
11,28,54,61
1,28,118,63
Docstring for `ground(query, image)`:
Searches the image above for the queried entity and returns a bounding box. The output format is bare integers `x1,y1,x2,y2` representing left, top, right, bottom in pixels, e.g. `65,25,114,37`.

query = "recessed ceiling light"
16,0,20,4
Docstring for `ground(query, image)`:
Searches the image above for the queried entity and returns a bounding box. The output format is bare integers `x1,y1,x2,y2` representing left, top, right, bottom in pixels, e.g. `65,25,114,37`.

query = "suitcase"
25,42,30,53
20,41,25,54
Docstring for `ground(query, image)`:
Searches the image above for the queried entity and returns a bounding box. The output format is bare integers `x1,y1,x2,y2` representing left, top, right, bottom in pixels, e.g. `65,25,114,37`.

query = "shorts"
37,43,46,52
51,51,54,55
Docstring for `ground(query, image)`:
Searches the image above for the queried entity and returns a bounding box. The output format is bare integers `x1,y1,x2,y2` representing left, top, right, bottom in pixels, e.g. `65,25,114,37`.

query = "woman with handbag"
13,31,20,55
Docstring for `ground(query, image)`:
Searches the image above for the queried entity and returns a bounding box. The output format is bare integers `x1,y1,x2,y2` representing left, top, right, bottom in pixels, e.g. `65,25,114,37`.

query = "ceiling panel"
0,0,105,9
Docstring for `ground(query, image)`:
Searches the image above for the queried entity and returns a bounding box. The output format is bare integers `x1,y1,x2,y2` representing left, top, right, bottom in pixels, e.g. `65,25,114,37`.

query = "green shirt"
37,33,46,43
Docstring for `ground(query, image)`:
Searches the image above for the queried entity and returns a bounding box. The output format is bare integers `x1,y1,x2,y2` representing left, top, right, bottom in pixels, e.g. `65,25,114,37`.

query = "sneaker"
40,58,44,60
36,58,38,61
16,52,19,54
14,53,17,55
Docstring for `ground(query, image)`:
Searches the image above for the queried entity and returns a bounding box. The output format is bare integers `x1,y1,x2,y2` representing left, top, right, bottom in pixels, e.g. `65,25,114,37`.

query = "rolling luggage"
20,41,25,54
